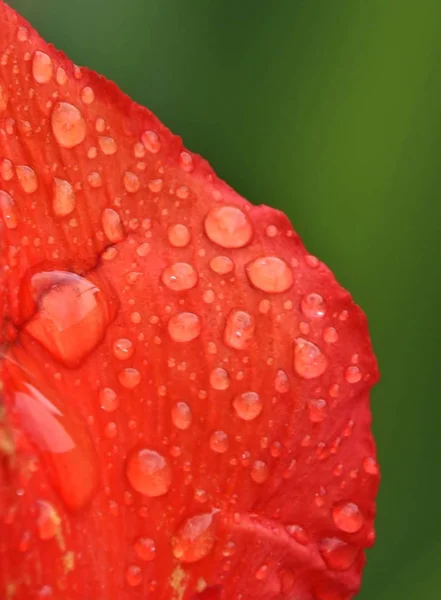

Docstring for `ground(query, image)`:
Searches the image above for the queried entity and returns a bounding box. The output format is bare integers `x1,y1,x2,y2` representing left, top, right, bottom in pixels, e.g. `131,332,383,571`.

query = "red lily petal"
0,2,380,600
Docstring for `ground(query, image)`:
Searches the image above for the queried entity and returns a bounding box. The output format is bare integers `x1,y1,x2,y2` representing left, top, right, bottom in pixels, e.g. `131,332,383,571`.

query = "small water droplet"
293,338,327,379
223,309,255,350
100,387,119,412
162,262,198,291
233,391,263,421
247,256,293,293
209,367,230,390
301,293,326,318
141,130,161,153
32,51,53,84
308,398,328,423
323,327,338,343
124,171,140,193
171,402,192,430
118,368,141,389
0,190,18,229
134,537,156,561
98,136,117,155
51,102,86,148
251,460,269,484
0,158,13,181
16,165,38,194
36,500,60,540
210,256,234,275
126,565,143,587
24,271,112,367
286,524,309,545
113,338,134,360
17,26,29,42
362,457,379,476
274,369,290,393
167,223,190,247
171,512,217,563
209,430,229,453
319,537,359,571
204,205,253,248
81,86,95,104
101,208,124,243
126,448,171,497
179,151,194,172
0,82,8,112
332,501,364,533
56,67,67,85
168,312,201,342
52,178,75,216
345,365,362,383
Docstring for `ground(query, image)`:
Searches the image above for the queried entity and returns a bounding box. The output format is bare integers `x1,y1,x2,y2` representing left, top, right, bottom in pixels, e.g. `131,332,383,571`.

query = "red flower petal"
0,2,380,599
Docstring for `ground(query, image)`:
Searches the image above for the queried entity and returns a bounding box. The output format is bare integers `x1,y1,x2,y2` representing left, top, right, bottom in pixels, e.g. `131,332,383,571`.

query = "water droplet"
0,158,13,181
179,151,194,172
51,102,86,148
98,136,117,155
363,457,379,476
126,448,171,497
16,165,38,193
274,369,290,393
209,430,229,453
124,171,140,193
319,538,359,571
118,368,141,389
168,312,201,342
255,564,269,581
10,373,98,511
204,205,253,248
324,327,338,343
210,256,234,275
134,537,156,561
293,338,327,379
251,460,269,484
167,223,191,247
126,565,142,587
0,82,8,112
24,271,112,367
32,51,53,84
171,402,192,430
301,293,326,318
0,190,18,229
171,512,217,563
81,86,95,104
56,67,67,85
36,500,60,540
345,365,362,383
113,338,134,361
332,501,364,533
247,257,293,293
101,208,124,243
100,387,119,412
233,391,263,421
209,367,230,390
223,309,255,350
286,524,309,545
141,130,161,153
161,262,198,291
53,178,75,216
308,398,328,423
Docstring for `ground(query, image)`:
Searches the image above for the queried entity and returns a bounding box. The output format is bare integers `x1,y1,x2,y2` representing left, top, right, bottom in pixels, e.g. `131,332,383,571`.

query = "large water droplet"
171,402,192,430
126,448,172,497
332,501,364,533
168,312,201,342
102,208,124,243
224,309,255,350
209,367,230,390
210,256,234,275
301,293,326,318
0,190,18,229
319,538,359,571
53,178,75,216
51,102,86,148
247,257,293,293
171,512,217,563
204,205,253,248
32,51,53,84
162,262,198,291
98,136,117,155
233,391,263,421
168,223,190,247
293,338,327,379
16,165,38,194
24,271,112,368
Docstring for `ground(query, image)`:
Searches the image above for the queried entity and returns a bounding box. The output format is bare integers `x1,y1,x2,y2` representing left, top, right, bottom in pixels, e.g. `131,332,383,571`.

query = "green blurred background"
8,0,441,598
